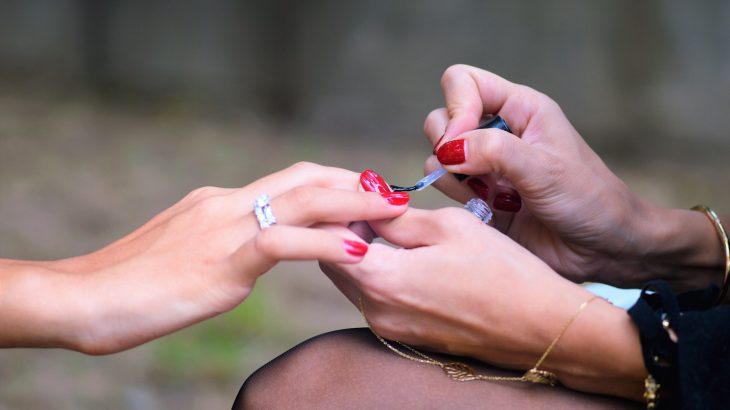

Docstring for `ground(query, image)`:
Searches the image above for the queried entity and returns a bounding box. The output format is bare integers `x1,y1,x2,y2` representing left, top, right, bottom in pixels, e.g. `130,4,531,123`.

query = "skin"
424,64,726,290
0,162,409,354
321,207,646,400
315,67,726,402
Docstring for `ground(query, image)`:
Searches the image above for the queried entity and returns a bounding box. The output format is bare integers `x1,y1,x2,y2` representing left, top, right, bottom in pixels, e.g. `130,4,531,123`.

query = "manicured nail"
381,191,410,206
436,139,466,165
494,190,522,212
360,169,392,194
432,133,447,155
466,178,490,201
344,239,368,257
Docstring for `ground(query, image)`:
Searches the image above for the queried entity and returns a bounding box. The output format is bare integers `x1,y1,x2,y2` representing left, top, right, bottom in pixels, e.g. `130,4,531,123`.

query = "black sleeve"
628,281,730,409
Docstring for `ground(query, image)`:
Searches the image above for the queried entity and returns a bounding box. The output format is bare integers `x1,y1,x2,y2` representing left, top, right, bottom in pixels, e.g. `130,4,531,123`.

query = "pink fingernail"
344,240,368,257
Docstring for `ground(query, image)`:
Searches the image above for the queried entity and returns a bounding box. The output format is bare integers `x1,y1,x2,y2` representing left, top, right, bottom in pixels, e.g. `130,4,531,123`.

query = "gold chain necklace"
359,295,600,386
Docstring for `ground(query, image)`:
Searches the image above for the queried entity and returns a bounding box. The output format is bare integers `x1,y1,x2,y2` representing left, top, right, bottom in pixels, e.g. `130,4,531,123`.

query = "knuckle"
288,185,318,209
195,195,228,216
186,186,219,201
517,85,558,112
441,64,471,86
478,134,507,163
287,161,320,175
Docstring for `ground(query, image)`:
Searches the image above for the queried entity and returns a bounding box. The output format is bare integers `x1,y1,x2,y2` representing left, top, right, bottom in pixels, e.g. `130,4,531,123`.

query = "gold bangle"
691,205,730,304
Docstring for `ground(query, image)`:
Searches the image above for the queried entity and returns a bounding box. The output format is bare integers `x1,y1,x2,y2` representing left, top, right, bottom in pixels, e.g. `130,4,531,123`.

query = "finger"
235,162,362,207
437,128,540,189
234,225,371,280
480,174,517,233
440,65,516,140
348,221,377,243
423,107,450,151
423,155,473,204
369,207,475,248
263,187,409,228
319,261,361,307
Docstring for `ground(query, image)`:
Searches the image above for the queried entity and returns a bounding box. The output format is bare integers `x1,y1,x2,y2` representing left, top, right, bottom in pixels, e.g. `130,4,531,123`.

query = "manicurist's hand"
320,205,646,400
423,64,724,289
0,162,409,354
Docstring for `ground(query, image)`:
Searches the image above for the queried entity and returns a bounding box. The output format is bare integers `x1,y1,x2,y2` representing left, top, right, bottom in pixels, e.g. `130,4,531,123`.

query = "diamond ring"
253,194,277,229
464,198,493,224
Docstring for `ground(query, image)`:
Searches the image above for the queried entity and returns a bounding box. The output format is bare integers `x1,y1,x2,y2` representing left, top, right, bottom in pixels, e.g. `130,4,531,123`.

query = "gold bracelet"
691,205,730,304
359,295,600,386
644,374,660,409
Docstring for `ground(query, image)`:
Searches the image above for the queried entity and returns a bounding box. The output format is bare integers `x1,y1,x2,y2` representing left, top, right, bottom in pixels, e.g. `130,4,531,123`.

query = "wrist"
635,205,724,290
0,259,91,351
554,298,646,400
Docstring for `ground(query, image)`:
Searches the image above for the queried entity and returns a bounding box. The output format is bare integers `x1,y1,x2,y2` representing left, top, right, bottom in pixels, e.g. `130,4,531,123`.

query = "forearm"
0,259,88,350
469,283,646,401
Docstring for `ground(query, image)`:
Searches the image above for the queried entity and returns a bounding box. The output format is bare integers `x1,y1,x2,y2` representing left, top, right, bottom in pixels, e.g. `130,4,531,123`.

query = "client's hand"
321,207,646,400
423,64,722,289
0,162,408,354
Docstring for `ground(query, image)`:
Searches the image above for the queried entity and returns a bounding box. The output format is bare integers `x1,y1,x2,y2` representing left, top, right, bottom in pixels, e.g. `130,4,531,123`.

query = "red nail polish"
494,191,522,212
381,191,410,206
360,169,392,194
436,139,466,165
466,178,490,201
344,239,368,257
432,133,447,155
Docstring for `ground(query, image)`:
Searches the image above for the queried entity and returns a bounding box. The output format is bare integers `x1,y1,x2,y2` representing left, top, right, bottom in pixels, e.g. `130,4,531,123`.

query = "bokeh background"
1,1,729,408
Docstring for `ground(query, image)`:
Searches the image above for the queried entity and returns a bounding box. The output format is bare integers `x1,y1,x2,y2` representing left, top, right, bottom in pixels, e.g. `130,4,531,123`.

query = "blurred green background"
0,1,729,408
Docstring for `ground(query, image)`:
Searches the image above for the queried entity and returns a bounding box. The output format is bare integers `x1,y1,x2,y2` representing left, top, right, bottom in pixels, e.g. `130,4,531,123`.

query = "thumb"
435,128,541,188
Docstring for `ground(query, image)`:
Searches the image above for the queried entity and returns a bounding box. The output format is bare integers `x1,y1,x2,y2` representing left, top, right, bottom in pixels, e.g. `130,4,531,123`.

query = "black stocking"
233,328,641,409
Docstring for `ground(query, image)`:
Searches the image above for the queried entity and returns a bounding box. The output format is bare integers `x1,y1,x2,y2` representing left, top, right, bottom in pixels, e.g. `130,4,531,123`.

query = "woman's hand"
423,64,723,289
321,206,646,400
0,162,409,354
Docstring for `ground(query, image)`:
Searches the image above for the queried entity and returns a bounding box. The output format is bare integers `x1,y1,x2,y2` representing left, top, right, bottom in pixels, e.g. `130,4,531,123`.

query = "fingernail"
436,139,466,165
432,133,447,155
494,190,522,212
381,191,410,206
360,169,392,194
344,239,368,257
466,178,490,201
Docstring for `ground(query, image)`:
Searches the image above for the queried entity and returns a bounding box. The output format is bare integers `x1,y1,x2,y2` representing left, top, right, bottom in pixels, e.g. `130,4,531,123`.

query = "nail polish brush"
389,115,512,192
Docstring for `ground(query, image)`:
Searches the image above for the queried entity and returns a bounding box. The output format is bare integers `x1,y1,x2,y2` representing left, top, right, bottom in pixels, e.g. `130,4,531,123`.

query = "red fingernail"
436,139,466,165
494,191,522,212
381,191,410,206
344,240,368,257
360,169,392,194
466,178,489,201
432,133,447,155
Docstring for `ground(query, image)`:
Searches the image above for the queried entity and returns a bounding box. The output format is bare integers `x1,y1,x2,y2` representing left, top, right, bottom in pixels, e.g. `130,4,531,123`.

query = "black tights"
234,328,641,409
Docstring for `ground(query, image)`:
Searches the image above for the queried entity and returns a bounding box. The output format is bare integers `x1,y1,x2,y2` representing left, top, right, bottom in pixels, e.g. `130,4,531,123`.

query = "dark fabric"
628,280,730,409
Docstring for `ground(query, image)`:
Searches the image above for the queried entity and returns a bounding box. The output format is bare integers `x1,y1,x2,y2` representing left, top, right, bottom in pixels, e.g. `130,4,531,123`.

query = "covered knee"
233,328,375,409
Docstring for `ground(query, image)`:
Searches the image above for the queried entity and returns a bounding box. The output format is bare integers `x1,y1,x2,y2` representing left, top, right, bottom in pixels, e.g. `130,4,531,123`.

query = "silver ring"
464,198,493,224
253,194,277,229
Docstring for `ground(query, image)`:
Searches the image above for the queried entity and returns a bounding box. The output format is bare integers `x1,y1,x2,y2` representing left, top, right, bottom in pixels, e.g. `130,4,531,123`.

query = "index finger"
440,65,537,142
